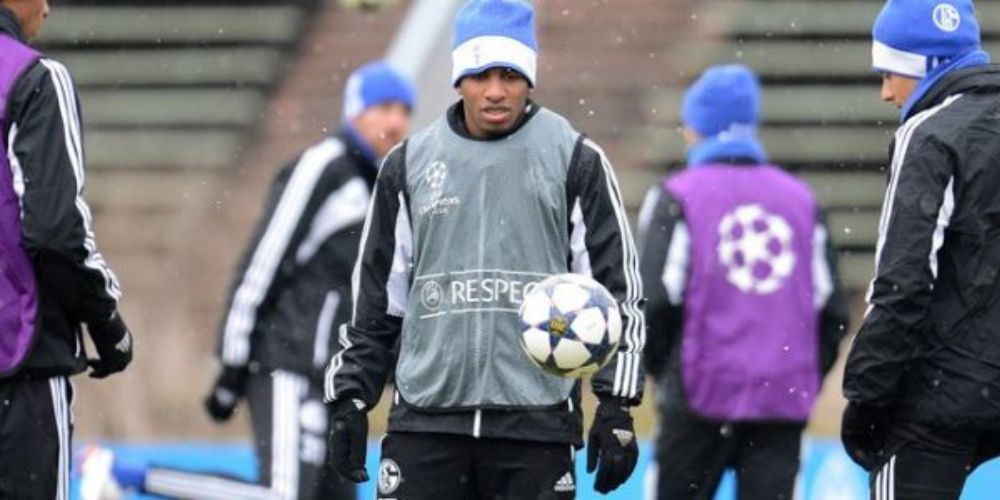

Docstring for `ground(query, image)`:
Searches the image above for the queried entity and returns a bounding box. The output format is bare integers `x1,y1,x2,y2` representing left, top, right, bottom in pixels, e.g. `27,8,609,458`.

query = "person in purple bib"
0,0,133,498
638,64,849,500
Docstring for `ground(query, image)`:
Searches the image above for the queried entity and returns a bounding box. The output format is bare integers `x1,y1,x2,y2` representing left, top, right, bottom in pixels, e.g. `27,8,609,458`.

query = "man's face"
880,72,919,108
458,67,530,138
351,101,412,159
2,0,49,39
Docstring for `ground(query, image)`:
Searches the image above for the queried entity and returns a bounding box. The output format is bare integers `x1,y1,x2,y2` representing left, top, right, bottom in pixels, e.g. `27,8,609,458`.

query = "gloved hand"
841,401,892,471
203,365,249,422
328,398,369,483
587,399,639,494
86,311,133,379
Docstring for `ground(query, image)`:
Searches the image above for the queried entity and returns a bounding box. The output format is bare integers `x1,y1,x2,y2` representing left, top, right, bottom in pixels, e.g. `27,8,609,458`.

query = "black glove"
86,311,133,379
841,401,892,471
204,366,249,422
328,398,369,483
587,399,639,494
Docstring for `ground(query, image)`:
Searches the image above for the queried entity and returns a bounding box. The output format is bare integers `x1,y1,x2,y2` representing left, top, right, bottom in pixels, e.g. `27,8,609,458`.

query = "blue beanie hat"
452,0,538,87
342,61,416,122
872,0,981,78
681,64,761,138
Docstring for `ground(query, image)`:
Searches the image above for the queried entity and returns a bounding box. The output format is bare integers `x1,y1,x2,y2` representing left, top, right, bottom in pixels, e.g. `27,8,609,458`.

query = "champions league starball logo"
425,161,448,192
717,204,797,295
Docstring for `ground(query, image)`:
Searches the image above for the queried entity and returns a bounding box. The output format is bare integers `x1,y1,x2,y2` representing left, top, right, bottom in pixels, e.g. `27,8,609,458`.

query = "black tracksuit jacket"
1,9,123,379
844,66,1000,430
216,131,377,383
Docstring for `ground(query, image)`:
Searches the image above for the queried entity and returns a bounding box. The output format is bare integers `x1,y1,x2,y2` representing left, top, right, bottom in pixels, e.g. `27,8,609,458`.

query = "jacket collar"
906,64,1000,119
335,129,379,183
0,7,26,43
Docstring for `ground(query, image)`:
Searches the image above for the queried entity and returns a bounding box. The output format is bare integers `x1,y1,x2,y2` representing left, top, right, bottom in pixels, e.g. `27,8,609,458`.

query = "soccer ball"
518,274,622,378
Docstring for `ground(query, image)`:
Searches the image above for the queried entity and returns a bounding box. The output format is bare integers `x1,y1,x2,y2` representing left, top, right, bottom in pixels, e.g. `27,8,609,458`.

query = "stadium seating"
629,0,1000,289
35,2,313,172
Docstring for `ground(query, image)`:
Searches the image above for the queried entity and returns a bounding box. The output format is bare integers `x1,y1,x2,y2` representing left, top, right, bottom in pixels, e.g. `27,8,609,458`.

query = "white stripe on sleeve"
385,191,413,317
583,138,645,399
812,225,833,310
636,186,661,246
662,221,690,306
39,59,122,302
866,94,962,315
295,177,371,264
312,291,340,369
929,177,955,279
569,199,592,276
221,138,344,365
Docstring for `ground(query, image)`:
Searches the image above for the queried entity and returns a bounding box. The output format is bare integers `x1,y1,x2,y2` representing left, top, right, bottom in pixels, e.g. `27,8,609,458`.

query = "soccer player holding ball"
638,64,849,499
324,1,645,498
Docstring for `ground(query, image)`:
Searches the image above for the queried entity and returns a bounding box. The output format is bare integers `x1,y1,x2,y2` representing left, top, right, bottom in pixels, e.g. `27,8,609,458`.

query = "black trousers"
377,432,577,500
0,376,72,500
144,370,355,500
869,421,1000,500
655,410,803,500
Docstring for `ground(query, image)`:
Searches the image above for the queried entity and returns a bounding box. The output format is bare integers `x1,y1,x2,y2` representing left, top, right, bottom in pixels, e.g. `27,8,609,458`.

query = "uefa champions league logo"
717,204,797,295
425,161,448,192
419,161,461,217
933,3,961,32
420,280,444,311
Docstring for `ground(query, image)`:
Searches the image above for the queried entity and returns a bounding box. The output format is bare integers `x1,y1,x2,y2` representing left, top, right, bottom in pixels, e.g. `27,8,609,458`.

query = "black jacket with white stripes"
326,101,644,445
638,163,849,418
844,66,1000,429
1,9,123,379
216,130,377,382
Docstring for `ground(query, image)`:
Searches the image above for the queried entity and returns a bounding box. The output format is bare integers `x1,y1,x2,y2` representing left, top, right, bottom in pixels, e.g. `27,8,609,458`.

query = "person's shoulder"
901,92,970,144
26,56,75,84
752,164,811,190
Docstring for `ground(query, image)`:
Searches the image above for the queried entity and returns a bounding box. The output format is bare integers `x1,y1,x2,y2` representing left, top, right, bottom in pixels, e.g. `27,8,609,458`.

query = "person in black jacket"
77,61,414,500
325,1,645,498
0,1,133,498
842,1,1000,497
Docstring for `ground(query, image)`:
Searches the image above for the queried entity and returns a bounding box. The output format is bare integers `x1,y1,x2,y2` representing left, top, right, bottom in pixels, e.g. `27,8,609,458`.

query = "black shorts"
377,432,577,500
869,420,1000,500
0,376,73,500
654,410,804,500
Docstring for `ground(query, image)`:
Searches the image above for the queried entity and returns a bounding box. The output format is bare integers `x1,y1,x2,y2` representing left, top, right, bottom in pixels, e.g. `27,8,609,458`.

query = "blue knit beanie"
342,61,416,122
681,64,760,138
452,0,538,86
872,0,981,77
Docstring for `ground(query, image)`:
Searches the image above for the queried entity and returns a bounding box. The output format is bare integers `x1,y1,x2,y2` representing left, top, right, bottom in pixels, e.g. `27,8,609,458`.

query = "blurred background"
32,0,1000,497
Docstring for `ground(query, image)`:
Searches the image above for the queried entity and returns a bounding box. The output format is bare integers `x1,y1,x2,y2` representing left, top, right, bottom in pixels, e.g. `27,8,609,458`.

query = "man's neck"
0,7,26,42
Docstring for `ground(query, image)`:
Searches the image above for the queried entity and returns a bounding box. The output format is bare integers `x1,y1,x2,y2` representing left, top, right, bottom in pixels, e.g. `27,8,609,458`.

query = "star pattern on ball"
518,274,622,378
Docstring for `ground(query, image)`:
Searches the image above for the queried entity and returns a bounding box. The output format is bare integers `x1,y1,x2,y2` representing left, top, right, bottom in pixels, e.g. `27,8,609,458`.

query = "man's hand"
841,401,892,471
203,366,249,422
86,311,133,379
328,398,369,483
586,399,639,494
